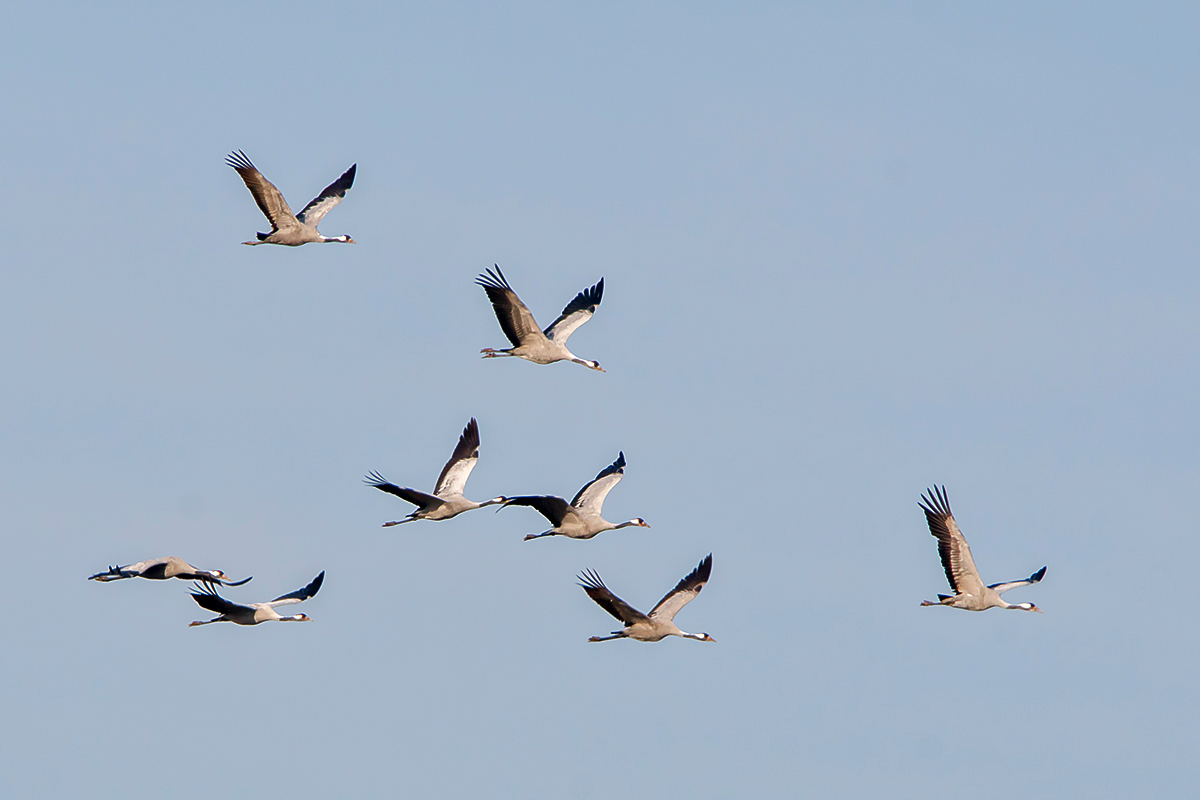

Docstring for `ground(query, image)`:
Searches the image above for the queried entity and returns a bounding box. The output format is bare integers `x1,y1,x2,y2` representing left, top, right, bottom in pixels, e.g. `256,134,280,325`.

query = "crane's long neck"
476,496,507,508
1002,602,1039,612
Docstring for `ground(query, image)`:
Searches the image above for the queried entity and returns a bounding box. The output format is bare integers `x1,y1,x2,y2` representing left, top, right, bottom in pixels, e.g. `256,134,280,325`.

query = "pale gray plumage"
226,150,356,246
189,571,324,626
88,556,251,586
919,485,1046,612
364,418,507,526
499,451,649,540
579,554,715,642
476,265,605,371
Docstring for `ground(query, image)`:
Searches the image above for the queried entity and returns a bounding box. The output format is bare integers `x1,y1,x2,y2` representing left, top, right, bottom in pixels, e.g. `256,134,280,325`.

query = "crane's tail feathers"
588,633,624,642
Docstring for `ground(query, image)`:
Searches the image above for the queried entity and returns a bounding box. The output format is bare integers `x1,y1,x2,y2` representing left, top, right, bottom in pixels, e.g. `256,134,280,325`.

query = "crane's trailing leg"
88,565,131,581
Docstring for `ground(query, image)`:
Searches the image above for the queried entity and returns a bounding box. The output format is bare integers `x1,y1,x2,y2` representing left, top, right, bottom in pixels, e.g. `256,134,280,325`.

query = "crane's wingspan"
570,451,625,513
434,418,480,497
269,571,325,607
649,554,712,622
190,582,250,615
989,566,1047,595
919,486,984,596
499,495,574,527
364,472,440,508
477,266,543,348
578,569,648,625
544,278,603,343
296,163,356,228
226,150,299,232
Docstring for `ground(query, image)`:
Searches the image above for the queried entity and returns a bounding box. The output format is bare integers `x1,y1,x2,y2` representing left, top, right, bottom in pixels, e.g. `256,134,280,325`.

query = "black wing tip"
475,265,512,291
918,484,951,517
190,580,222,600
614,451,626,469
678,553,713,588
333,163,356,192
225,150,254,170
309,571,326,594
364,470,390,487
577,568,605,590
1031,566,1047,582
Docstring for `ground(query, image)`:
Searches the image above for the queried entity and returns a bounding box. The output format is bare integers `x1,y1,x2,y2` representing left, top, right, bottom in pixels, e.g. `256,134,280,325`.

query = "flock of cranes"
88,151,1048,636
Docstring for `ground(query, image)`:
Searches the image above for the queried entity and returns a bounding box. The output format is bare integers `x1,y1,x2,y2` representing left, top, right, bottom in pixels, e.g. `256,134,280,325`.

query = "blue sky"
3,3,1199,797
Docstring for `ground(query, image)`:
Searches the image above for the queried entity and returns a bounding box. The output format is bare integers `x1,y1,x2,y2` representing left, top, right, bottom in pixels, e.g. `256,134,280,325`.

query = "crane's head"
1015,603,1042,613
632,518,651,528
587,360,604,372
692,633,716,643
336,235,356,244
286,614,313,623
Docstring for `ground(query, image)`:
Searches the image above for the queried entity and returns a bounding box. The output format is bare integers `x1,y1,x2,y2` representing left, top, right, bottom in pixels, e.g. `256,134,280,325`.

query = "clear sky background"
2,3,1198,797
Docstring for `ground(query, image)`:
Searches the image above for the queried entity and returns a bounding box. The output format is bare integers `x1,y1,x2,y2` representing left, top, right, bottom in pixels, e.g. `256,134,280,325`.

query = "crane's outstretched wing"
578,569,648,625
296,163,356,228
544,278,603,344
364,471,440,508
226,150,299,233
989,566,1047,595
269,571,325,607
477,266,543,348
649,554,712,622
499,495,573,527
190,582,250,615
570,451,625,513
919,485,984,596
434,418,480,497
